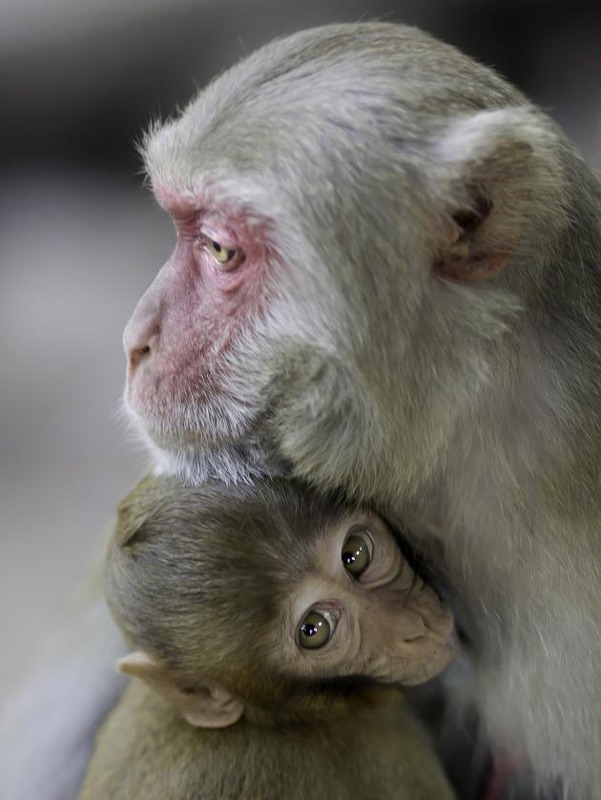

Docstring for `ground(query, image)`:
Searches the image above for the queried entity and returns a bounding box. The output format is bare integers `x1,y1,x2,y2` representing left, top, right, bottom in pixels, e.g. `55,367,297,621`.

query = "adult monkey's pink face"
124,23,538,487
124,180,283,469
122,151,354,482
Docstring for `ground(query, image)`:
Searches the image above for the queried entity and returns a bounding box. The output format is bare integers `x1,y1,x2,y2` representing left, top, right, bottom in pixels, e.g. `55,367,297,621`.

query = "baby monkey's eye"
203,237,243,270
298,608,337,650
341,528,373,578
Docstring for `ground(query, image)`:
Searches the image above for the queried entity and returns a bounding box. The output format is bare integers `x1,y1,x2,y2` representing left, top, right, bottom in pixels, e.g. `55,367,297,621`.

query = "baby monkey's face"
111,475,455,714
274,511,455,687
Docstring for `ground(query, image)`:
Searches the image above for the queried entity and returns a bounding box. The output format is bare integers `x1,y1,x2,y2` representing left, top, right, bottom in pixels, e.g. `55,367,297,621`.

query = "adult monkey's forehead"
142,21,527,194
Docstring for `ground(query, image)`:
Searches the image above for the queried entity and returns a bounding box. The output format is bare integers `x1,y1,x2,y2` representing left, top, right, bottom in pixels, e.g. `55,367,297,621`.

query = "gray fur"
138,23,601,798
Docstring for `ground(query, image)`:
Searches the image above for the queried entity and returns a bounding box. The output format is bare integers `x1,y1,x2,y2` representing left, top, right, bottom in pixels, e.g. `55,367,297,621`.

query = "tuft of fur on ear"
118,652,244,729
431,107,561,282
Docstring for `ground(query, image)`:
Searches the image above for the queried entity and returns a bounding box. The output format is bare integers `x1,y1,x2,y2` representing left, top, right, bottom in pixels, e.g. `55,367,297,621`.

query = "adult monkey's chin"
149,438,279,486
124,389,278,484
126,370,245,443
125,398,232,450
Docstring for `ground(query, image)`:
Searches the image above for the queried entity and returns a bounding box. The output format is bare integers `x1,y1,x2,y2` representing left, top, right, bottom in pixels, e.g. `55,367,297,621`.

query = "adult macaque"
79,474,455,800
122,22,601,799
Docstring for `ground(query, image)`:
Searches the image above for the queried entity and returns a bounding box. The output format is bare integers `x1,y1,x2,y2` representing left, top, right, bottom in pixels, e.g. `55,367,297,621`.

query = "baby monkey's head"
108,474,454,728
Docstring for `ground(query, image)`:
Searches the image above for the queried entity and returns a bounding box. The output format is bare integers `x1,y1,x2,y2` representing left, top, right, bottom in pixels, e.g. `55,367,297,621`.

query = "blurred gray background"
1,0,600,700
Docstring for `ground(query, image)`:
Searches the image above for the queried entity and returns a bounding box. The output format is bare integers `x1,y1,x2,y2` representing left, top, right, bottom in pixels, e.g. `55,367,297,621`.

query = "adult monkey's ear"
118,651,244,729
432,107,560,282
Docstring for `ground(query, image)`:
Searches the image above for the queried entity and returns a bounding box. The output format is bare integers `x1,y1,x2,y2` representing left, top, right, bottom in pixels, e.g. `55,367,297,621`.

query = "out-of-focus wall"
1,0,599,699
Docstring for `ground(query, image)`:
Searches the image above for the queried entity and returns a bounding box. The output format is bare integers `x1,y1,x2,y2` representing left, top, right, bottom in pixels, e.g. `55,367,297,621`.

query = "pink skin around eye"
124,184,276,423
154,185,273,295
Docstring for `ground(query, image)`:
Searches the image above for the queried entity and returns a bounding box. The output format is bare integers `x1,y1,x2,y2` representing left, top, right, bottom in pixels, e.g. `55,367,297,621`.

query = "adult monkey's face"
123,22,548,493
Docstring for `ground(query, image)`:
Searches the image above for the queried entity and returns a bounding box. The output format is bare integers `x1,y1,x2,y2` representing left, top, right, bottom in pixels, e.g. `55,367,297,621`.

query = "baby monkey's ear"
117,651,244,729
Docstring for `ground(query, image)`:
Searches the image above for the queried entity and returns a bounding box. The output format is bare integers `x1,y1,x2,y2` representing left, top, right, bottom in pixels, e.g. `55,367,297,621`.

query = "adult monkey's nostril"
128,344,152,372
123,305,160,375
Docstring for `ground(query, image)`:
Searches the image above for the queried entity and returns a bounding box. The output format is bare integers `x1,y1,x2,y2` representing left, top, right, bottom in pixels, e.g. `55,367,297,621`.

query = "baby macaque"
79,474,455,800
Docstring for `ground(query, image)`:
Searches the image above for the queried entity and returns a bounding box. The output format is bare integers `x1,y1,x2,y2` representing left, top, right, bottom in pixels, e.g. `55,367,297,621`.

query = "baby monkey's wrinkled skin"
78,474,455,800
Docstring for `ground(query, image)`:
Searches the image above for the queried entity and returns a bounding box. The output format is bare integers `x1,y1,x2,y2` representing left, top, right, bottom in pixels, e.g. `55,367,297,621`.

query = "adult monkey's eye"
342,529,373,578
298,609,337,650
203,237,242,269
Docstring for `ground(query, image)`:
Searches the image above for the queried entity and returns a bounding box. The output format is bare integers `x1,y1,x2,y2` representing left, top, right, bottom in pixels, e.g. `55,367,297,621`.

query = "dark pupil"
341,533,371,577
300,622,318,637
213,241,222,252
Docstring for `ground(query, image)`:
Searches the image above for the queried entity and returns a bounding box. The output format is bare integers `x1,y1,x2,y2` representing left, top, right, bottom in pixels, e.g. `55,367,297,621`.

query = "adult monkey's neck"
436,154,601,621
429,177,601,792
